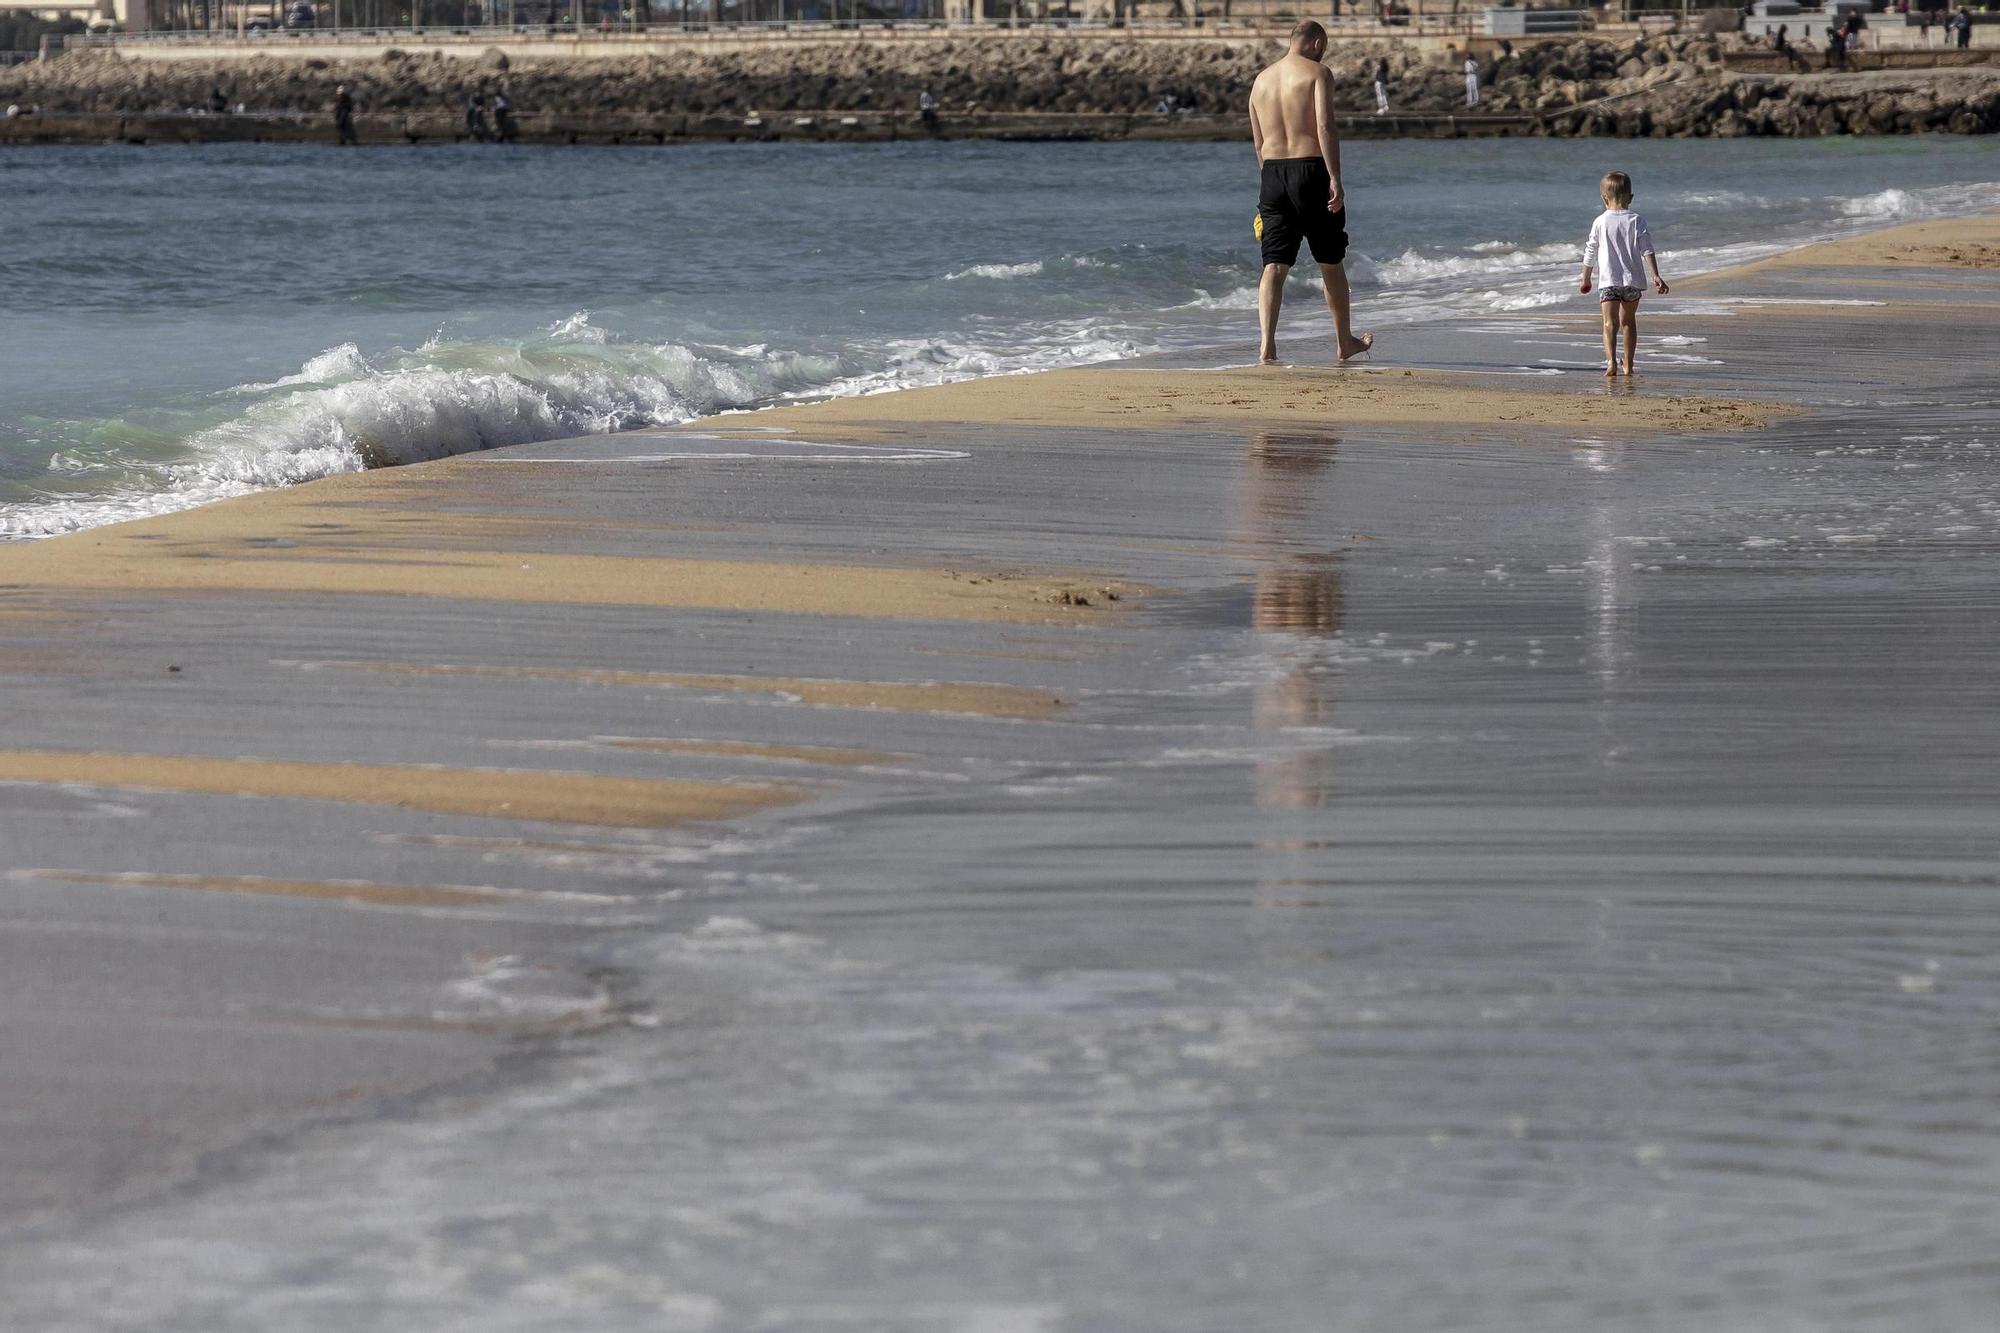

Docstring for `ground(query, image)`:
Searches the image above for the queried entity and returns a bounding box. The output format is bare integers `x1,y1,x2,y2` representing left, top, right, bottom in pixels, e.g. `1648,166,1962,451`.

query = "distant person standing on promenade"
1373,56,1390,114
1248,20,1374,365
1463,54,1480,107
492,87,517,142
333,83,358,145
1955,6,1973,48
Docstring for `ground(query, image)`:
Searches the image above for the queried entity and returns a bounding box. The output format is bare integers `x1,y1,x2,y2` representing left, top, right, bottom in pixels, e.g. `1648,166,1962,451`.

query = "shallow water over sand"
5,286,1999,1328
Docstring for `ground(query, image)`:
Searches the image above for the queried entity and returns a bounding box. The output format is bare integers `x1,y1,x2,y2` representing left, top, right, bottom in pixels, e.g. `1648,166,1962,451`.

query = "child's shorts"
1599,285,1644,304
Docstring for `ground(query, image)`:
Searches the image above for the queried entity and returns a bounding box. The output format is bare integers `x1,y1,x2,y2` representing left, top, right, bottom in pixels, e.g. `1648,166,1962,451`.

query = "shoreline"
0,206,1995,1243
5,202,1989,546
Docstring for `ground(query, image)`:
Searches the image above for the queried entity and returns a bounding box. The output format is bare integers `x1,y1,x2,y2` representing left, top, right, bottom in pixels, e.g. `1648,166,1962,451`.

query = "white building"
0,0,151,29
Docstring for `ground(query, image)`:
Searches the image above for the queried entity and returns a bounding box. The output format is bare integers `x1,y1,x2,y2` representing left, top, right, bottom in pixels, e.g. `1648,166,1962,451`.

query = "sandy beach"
2,210,1998,1328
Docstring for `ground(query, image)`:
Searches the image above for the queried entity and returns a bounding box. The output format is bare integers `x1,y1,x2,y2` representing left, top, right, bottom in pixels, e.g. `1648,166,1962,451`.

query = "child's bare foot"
1338,332,1374,363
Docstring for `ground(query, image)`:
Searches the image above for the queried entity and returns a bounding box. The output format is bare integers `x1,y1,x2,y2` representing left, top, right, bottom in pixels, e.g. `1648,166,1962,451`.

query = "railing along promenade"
52,10,1685,59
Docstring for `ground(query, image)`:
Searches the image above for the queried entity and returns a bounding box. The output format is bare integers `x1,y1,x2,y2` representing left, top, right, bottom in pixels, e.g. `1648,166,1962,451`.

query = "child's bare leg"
1600,301,1618,376
1621,299,1639,374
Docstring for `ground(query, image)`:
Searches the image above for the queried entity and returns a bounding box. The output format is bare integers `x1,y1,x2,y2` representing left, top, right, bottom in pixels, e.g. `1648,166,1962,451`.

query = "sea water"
4,134,1999,536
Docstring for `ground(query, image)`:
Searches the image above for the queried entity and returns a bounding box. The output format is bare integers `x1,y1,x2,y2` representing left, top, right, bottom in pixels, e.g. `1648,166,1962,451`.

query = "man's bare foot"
1604,362,1618,378
1259,344,1279,365
1621,362,1635,376
1337,332,1374,363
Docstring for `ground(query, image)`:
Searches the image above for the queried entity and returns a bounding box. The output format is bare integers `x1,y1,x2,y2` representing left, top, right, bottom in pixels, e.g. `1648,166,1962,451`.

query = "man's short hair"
1291,19,1326,46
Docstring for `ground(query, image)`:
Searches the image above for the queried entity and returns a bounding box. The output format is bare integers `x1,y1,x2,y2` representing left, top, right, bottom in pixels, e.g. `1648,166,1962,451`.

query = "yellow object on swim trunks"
1253,213,1264,241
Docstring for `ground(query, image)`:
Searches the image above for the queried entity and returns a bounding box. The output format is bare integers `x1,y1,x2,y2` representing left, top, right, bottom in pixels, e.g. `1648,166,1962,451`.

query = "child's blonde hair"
1600,171,1634,206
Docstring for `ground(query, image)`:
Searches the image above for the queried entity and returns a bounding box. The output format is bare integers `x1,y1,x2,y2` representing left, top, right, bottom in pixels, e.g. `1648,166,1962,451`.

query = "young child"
1579,171,1669,377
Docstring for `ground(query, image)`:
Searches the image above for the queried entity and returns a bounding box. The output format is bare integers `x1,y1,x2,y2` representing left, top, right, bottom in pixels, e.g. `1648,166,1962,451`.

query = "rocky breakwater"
0,35,1706,121
4,34,1996,138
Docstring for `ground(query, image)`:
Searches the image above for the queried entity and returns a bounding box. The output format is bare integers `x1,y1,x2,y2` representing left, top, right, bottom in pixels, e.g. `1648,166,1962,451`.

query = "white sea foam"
1675,189,1766,208
1840,188,1912,219
229,342,371,393
1177,284,1262,311
947,260,1045,281
1359,241,1582,286
944,255,1110,281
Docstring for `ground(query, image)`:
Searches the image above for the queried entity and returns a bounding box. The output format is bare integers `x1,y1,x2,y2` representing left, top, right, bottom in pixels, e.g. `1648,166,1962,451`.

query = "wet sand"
749,364,1794,436
1,213,1997,1327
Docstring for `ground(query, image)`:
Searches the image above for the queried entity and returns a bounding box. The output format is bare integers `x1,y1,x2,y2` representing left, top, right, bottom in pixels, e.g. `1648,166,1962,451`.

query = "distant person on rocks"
1463,54,1480,106
1373,56,1389,114
1825,25,1846,67
1579,170,1668,377
466,92,489,141
492,87,516,141
919,88,939,130
1955,6,1973,46
333,83,358,144
208,85,228,114
1248,19,1374,364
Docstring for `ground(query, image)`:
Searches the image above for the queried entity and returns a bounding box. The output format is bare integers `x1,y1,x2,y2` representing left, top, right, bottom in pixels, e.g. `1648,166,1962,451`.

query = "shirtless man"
1249,20,1373,365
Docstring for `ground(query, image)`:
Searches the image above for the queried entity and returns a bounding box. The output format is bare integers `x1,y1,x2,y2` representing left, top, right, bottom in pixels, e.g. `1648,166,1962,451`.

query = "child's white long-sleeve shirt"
1583,208,1655,289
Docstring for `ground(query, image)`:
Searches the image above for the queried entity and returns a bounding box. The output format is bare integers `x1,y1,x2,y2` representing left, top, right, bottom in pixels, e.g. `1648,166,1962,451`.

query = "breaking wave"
0,311,1158,538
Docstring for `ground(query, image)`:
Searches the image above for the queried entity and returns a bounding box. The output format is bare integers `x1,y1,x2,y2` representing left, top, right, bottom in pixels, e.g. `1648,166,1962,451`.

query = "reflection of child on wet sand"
1578,171,1669,377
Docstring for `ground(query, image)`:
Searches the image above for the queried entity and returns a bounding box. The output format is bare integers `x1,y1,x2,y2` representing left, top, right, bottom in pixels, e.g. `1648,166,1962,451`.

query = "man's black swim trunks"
1255,157,1348,268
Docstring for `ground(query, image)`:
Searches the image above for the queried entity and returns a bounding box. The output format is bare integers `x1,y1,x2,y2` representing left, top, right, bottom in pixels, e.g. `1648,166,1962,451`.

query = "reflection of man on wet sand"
1234,432,1346,813
1248,21,1375,366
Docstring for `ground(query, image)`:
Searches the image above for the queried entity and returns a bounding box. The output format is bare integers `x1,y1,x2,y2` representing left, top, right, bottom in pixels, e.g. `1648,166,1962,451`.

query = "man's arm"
1313,67,1344,214
1249,89,1264,165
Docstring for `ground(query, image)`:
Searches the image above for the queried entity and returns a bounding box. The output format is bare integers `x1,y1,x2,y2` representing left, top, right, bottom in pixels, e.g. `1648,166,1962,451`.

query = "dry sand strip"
1708,212,2000,278
0,749,797,828
598,737,911,767
0,535,1129,626
744,366,1793,437
0,471,1136,626
301,660,1068,722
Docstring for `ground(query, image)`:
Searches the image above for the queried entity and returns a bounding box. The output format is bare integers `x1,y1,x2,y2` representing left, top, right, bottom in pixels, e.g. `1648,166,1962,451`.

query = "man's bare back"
1249,54,1338,184
1248,20,1373,365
